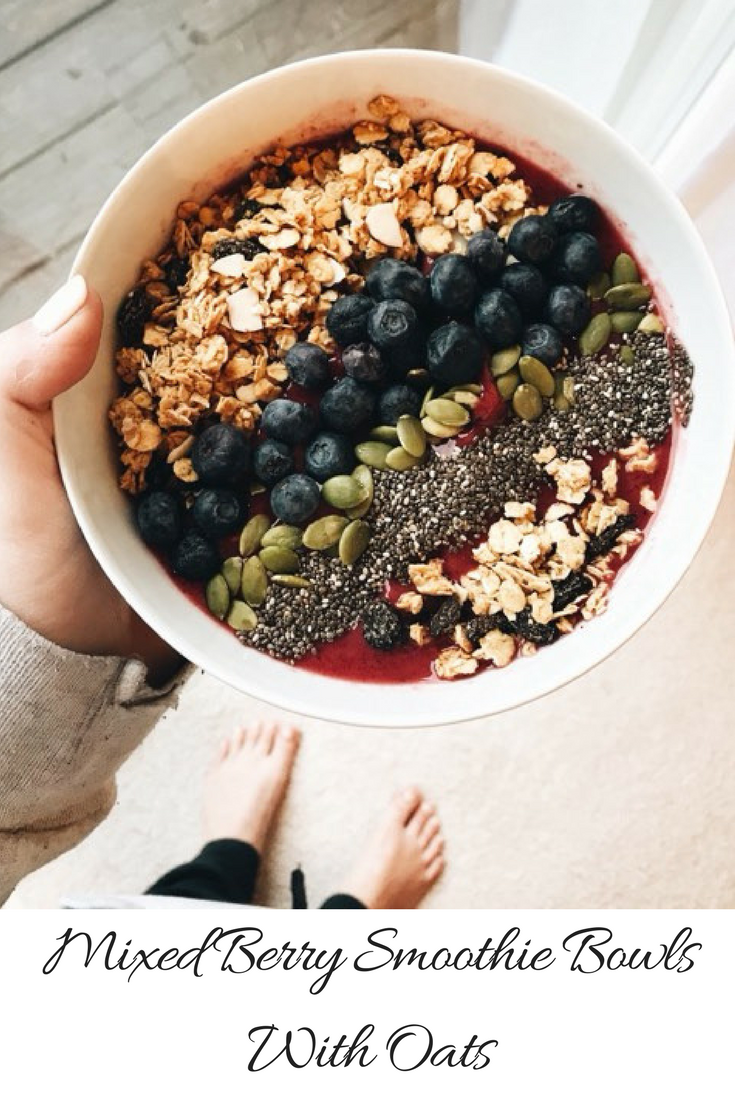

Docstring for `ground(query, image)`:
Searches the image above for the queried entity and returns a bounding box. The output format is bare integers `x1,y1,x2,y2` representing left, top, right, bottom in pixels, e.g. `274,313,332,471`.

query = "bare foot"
340,788,445,908
203,722,300,853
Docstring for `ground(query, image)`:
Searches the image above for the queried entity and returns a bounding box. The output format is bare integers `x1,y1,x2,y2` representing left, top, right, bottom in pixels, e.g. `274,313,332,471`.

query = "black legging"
146,838,364,909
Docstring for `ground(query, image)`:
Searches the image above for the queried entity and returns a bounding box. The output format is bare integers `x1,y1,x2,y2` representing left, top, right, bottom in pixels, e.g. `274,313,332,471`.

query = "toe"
260,723,276,754
423,855,445,884
247,723,263,748
235,726,250,749
219,736,233,760
418,814,441,847
422,835,444,866
276,726,301,761
392,786,423,825
408,800,435,837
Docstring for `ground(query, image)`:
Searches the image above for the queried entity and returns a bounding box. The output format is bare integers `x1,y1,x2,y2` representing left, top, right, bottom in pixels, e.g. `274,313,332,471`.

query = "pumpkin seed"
420,386,435,417
553,393,571,412
339,519,370,565
355,440,392,470
346,465,374,519
512,383,543,421
205,574,230,620
222,556,243,596
519,355,555,398
261,524,303,550
637,312,664,334
397,415,426,457
611,252,639,286
421,415,459,439
322,474,367,510
227,600,258,632
241,555,268,606
424,398,470,427
448,389,480,408
619,345,635,366
610,310,644,333
239,514,270,557
604,282,651,310
369,425,399,444
444,382,482,396
578,311,612,356
386,446,420,471
490,344,521,377
271,574,311,589
496,369,521,401
303,514,350,551
250,481,267,495
587,271,611,300
259,545,300,573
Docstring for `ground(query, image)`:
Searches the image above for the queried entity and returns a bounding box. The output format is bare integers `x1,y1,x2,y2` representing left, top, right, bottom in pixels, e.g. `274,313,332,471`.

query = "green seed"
397,415,426,457
339,519,370,565
578,311,612,356
587,271,611,300
271,574,311,589
420,387,435,417
322,474,367,510
205,574,230,620
222,556,243,596
261,524,303,551
370,425,399,443
346,465,374,519
241,555,268,606
355,441,392,470
619,345,635,366
512,383,543,421
443,382,482,396
249,481,267,496
447,389,479,408
638,312,665,334
610,310,644,333
562,375,575,404
227,600,258,632
490,344,521,377
386,446,420,471
424,398,470,427
553,394,571,412
303,514,350,551
519,355,555,398
239,514,270,557
611,252,639,286
259,545,300,573
604,282,652,310
421,415,459,439
496,369,521,401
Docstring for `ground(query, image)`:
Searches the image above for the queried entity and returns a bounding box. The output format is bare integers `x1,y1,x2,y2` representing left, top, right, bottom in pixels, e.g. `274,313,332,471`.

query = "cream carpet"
8,461,735,910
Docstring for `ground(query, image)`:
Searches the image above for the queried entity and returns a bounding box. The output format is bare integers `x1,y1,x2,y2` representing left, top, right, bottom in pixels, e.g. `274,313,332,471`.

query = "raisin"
235,198,262,220
164,255,189,291
429,597,462,638
116,286,149,346
362,600,406,651
211,237,263,262
552,571,593,612
510,610,559,647
585,514,636,562
464,614,509,647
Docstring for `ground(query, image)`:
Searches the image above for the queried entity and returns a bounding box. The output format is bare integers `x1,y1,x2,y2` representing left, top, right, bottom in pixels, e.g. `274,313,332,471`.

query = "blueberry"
342,343,385,384
429,254,479,317
522,322,563,366
362,600,406,650
253,439,294,487
117,286,149,346
377,384,422,425
507,214,558,265
260,398,318,445
270,473,321,526
365,258,430,312
136,491,182,549
304,432,354,481
367,299,421,354
427,321,485,387
170,531,220,581
466,229,506,281
284,342,331,389
551,231,602,286
320,377,376,433
211,237,263,261
474,288,522,350
546,283,591,336
547,194,598,235
326,294,373,346
192,488,246,538
498,263,547,317
191,423,251,487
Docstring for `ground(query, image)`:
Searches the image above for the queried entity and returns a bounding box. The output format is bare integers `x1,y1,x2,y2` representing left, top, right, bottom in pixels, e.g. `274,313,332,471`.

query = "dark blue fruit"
284,342,331,389
508,214,558,265
192,488,245,538
547,194,598,235
320,377,376,433
427,321,485,387
466,229,506,281
362,600,406,650
253,439,294,487
191,422,251,487
260,398,318,445
211,237,262,261
164,255,189,291
522,322,563,366
552,231,602,286
270,473,321,525
342,342,385,384
136,491,182,549
304,432,354,481
367,299,421,354
474,288,522,350
499,263,547,317
377,384,422,425
365,258,430,312
170,531,220,581
117,286,149,345
429,254,478,317
546,283,591,336
326,294,373,346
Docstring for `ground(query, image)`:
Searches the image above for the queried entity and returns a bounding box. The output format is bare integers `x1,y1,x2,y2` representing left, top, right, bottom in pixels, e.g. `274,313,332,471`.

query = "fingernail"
33,274,88,335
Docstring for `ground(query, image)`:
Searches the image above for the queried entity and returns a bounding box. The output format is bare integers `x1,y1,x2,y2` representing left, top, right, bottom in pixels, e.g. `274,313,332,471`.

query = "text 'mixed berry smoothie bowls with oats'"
54,52,735,726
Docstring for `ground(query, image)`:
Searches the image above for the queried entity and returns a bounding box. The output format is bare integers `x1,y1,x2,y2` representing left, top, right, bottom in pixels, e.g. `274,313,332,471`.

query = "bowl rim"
55,48,735,728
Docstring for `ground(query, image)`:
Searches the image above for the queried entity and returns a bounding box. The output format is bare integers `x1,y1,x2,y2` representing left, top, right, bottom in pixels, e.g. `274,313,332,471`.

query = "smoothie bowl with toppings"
54,51,735,726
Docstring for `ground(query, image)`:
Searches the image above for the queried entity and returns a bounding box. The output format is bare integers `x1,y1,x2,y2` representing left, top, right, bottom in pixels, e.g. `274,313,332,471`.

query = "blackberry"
211,237,263,262
117,286,149,346
428,597,462,638
464,614,508,647
164,255,189,291
552,571,593,611
362,600,406,651
235,198,262,220
509,610,559,647
585,514,636,561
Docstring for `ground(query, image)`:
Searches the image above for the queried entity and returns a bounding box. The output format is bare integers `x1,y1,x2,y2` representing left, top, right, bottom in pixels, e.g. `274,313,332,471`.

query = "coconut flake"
325,258,347,286
365,202,403,247
227,287,263,332
210,253,248,277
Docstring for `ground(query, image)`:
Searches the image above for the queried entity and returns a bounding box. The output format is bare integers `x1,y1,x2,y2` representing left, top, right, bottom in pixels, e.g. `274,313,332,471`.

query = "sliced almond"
325,258,347,286
210,253,248,277
365,202,403,247
227,287,263,332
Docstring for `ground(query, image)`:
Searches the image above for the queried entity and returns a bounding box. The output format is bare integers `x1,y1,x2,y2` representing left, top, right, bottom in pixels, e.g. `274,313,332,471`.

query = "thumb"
0,274,103,409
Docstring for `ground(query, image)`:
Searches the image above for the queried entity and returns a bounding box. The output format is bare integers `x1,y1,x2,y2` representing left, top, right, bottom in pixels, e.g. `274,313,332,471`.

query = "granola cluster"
109,95,537,494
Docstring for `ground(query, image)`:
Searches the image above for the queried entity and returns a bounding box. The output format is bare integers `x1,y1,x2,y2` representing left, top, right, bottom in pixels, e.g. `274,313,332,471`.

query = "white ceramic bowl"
55,49,735,727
